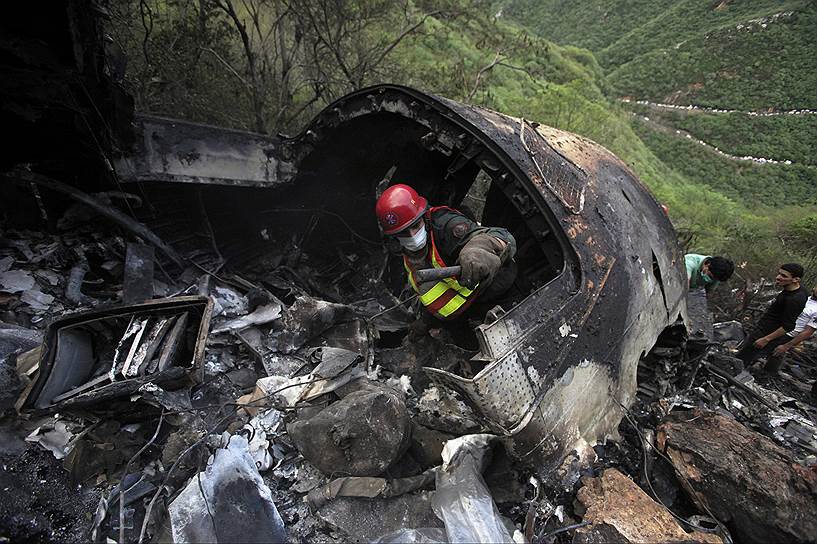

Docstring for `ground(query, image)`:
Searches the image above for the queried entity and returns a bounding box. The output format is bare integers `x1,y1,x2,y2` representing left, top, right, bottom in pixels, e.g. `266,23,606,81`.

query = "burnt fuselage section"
115,84,687,472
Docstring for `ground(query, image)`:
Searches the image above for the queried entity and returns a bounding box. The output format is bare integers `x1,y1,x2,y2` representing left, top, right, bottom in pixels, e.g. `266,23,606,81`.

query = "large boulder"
288,385,411,476
657,410,817,544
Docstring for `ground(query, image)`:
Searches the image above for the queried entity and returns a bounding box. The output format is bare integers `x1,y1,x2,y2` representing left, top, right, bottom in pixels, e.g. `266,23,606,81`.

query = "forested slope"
109,0,816,278
501,0,817,277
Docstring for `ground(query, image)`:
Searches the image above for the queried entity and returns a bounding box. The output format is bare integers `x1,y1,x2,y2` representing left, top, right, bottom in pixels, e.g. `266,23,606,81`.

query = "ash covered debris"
3,130,817,544
2,7,817,540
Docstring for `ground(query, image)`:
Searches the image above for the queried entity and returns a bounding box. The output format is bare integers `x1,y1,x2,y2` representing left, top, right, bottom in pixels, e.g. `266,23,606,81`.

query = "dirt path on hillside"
620,98,817,117
630,111,813,167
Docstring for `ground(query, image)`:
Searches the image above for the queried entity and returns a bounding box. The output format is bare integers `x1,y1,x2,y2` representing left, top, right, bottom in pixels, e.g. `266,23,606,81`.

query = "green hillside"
599,0,808,69
631,116,817,206
501,0,816,109
608,8,817,110
109,0,815,277
628,104,817,167
498,0,677,52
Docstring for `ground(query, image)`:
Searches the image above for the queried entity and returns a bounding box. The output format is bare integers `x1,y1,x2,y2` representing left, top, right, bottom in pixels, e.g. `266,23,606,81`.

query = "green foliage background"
108,0,817,281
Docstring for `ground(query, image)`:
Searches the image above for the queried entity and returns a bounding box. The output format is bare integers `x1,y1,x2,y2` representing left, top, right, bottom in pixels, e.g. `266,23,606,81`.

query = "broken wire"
119,410,165,544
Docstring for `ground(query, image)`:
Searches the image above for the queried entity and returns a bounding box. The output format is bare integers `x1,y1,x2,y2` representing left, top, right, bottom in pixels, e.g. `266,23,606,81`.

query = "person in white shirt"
764,283,817,374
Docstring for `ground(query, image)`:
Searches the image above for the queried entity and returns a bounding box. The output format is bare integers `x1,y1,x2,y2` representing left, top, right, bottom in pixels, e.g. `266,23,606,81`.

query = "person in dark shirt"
737,263,808,370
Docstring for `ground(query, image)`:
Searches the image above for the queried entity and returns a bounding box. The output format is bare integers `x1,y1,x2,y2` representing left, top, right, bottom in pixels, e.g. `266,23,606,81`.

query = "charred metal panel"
21,296,213,413
115,114,296,188
291,85,687,473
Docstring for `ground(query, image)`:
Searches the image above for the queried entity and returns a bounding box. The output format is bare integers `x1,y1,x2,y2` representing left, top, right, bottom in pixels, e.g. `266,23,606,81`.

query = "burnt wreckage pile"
3,184,817,544
2,82,817,543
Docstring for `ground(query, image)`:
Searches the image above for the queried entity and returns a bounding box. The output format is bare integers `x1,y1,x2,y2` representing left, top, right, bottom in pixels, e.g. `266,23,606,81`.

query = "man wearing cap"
375,184,516,321
737,263,809,369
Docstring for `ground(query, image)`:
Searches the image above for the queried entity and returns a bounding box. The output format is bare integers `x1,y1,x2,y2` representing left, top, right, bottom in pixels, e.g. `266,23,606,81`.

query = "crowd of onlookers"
685,254,817,399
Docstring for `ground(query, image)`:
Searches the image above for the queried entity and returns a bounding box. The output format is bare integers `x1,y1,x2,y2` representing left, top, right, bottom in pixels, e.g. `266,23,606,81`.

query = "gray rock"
288,386,411,476
410,423,455,468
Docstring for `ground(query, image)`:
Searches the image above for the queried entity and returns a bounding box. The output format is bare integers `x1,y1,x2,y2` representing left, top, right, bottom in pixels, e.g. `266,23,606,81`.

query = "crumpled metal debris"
307,469,436,510
0,269,36,293
267,296,354,354
25,415,84,459
211,285,248,317
238,346,365,414
319,491,443,542
241,408,284,472
20,288,54,311
211,302,282,334
712,321,745,345
168,435,287,544
414,385,483,435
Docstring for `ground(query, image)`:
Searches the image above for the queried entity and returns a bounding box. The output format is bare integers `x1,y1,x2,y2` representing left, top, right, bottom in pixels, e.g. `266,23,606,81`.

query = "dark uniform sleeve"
429,209,516,263
781,290,809,332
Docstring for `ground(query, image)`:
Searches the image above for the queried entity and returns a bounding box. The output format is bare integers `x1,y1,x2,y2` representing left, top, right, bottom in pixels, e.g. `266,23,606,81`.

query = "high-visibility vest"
404,210,478,320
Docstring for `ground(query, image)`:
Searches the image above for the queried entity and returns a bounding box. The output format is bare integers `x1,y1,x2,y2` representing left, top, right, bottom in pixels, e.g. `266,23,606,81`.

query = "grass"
631,116,817,207
499,0,677,52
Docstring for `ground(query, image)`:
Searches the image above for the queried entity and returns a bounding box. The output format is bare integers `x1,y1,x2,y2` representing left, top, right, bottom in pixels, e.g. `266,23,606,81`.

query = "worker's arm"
773,325,816,356
754,327,788,348
433,209,516,289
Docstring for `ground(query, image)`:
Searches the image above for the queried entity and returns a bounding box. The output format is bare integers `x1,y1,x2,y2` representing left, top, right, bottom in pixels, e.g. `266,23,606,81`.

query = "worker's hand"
458,246,501,290
773,344,790,357
754,337,770,349
457,233,505,290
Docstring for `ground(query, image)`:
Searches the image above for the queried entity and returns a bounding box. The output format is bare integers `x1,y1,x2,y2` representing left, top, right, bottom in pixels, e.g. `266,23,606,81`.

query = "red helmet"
375,184,428,235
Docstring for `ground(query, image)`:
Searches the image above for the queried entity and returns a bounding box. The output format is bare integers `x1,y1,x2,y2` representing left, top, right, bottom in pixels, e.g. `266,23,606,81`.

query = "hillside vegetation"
501,0,817,279
628,104,817,167
607,9,817,110
109,0,816,279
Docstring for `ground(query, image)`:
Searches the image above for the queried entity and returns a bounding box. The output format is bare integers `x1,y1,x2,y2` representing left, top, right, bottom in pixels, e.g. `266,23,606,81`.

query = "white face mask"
398,226,427,252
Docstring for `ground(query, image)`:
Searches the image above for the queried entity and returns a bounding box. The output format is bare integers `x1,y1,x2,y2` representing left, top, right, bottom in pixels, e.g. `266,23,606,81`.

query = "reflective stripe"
402,227,477,319
443,276,473,296
419,282,449,305
426,289,458,313
438,294,467,317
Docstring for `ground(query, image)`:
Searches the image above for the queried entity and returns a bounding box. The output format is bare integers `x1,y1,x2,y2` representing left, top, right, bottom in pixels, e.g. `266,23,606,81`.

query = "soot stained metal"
119,84,688,473
288,85,687,472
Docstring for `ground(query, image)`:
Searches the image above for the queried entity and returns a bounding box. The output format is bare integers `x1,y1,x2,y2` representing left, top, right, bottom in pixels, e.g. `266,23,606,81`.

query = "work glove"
458,234,504,290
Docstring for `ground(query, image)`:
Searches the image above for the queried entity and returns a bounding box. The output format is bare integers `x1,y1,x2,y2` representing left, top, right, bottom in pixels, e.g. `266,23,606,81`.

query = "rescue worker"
375,184,516,322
